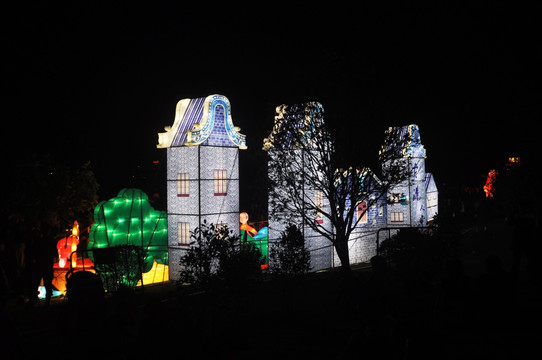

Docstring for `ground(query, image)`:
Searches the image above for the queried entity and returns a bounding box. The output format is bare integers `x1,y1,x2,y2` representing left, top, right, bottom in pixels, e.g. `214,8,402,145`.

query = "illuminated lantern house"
158,94,246,281
154,95,437,275
264,103,438,271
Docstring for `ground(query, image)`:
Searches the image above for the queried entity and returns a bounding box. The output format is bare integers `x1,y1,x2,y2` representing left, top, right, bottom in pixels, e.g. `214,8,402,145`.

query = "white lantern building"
157,94,246,280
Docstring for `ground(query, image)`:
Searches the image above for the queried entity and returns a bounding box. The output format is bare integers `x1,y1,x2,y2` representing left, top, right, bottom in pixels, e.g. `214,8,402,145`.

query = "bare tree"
264,102,411,273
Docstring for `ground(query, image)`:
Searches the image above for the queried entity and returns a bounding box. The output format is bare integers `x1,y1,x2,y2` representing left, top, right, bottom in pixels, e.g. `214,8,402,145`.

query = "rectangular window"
391,212,404,223
314,190,324,224
177,222,190,246
357,201,368,224
177,173,189,197
378,204,384,217
214,169,227,196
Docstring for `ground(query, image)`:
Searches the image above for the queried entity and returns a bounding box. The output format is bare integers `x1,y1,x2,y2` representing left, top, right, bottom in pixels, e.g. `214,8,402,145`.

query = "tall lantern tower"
382,124,428,227
157,94,247,280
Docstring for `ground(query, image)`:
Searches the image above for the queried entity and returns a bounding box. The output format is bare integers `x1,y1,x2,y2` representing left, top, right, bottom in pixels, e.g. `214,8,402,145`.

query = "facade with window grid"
158,95,246,281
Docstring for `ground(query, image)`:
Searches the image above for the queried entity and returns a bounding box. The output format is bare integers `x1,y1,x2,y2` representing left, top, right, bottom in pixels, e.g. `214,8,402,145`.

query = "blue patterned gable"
202,102,231,146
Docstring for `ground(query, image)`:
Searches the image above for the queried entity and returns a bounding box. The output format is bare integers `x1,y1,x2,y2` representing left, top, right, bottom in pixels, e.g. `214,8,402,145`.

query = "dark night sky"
4,3,541,213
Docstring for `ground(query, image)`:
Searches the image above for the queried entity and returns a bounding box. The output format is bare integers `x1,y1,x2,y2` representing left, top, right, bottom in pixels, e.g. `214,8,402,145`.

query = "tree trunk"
334,236,352,275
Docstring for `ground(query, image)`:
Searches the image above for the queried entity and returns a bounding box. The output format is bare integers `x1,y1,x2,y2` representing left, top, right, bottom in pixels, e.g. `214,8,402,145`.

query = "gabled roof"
380,124,426,159
334,167,382,192
425,172,437,192
157,94,246,149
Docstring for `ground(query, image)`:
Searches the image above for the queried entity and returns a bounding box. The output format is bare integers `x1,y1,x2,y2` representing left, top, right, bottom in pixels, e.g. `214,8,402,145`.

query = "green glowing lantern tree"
88,188,168,290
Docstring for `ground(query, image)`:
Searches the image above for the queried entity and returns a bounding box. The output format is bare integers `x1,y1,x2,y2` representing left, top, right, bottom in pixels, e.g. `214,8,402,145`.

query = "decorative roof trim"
263,102,325,151
157,94,246,149
380,124,426,159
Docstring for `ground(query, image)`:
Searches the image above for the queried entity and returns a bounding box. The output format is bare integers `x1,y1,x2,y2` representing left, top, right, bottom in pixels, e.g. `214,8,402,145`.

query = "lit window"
214,169,227,196
378,204,384,217
177,173,189,197
391,212,404,223
315,190,324,224
357,201,368,224
177,222,190,246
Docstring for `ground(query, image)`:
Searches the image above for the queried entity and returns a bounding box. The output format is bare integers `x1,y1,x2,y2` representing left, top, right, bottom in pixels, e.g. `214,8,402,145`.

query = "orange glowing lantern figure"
57,221,80,268
240,212,258,236
483,170,498,198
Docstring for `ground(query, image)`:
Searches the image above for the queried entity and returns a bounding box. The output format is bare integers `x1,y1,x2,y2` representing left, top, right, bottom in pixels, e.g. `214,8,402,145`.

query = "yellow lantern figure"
71,221,80,268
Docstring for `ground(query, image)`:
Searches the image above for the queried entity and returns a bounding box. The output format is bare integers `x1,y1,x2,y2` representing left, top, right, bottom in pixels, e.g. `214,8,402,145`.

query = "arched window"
357,201,368,224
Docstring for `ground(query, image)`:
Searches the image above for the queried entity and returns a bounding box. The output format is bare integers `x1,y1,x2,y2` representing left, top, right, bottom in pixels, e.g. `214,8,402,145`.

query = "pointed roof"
262,102,326,151
380,124,426,159
425,173,437,192
157,94,246,149
334,167,382,191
